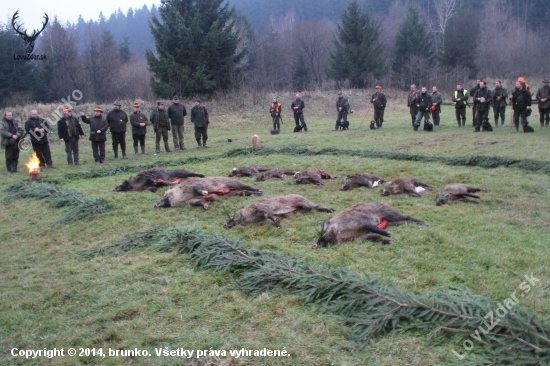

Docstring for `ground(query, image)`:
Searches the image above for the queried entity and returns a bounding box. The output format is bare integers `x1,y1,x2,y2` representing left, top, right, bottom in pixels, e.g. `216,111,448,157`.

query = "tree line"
0,0,549,107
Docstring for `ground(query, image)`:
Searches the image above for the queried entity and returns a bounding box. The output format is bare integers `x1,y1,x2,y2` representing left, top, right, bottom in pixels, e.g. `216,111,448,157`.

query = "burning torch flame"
25,152,40,174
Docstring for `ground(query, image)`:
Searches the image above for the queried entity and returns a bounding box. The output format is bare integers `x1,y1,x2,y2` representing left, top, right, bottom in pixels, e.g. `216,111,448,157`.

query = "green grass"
1,93,549,365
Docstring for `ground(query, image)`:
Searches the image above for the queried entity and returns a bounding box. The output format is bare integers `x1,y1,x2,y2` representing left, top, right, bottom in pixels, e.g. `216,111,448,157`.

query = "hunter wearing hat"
130,102,149,155
57,107,85,165
470,78,482,126
107,100,129,159
452,83,468,127
371,86,387,129
167,95,187,150
150,101,171,153
190,98,209,148
536,78,550,127
80,107,109,163
270,97,282,132
431,86,443,127
334,92,350,130
492,80,508,127
0,110,24,174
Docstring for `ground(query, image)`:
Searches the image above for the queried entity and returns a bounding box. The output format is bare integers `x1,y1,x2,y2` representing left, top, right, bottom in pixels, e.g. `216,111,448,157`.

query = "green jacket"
371,92,386,110
431,92,443,111
492,87,508,108
536,85,550,109
0,118,23,149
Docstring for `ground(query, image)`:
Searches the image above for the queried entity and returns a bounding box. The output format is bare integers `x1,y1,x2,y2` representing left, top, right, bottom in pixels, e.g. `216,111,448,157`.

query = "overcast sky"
3,0,157,29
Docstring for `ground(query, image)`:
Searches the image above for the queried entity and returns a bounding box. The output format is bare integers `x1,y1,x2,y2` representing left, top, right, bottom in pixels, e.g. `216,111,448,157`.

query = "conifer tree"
146,0,245,97
326,0,385,88
392,5,433,89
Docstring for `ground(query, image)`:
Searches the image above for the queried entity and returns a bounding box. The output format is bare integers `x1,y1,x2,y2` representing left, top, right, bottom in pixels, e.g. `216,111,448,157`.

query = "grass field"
1,91,549,365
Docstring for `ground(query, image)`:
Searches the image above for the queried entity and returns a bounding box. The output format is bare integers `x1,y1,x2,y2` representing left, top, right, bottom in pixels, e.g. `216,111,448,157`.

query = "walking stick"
358,104,372,129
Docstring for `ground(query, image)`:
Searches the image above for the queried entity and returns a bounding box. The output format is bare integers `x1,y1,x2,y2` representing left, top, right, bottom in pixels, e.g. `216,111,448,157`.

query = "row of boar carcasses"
113,167,488,248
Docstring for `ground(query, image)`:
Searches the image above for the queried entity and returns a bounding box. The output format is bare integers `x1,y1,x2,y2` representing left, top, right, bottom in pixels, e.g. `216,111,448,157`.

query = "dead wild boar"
341,173,386,191
154,177,263,209
435,184,488,206
255,168,297,181
381,177,434,197
223,194,335,229
114,168,205,192
293,168,337,186
228,165,270,177
314,203,426,248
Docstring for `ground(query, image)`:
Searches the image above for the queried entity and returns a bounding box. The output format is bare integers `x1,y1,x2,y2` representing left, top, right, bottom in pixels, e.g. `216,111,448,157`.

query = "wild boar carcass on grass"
381,177,434,197
154,177,262,209
341,173,386,191
435,184,488,206
255,168,297,181
114,168,205,192
313,203,426,248
223,194,335,228
293,168,337,186
229,165,270,177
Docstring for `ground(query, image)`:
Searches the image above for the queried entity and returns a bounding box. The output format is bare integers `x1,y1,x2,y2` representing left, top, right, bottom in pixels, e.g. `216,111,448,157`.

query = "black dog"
270,129,280,135
369,120,377,130
294,124,304,132
339,120,349,130
523,124,534,133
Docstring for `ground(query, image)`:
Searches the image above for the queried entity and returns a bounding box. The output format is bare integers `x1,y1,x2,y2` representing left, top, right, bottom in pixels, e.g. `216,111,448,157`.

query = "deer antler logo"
11,11,49,54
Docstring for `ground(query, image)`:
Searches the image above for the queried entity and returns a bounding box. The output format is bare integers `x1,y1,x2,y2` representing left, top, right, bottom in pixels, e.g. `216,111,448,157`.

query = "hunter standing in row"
470,78,482,126
190,98,209,148
25,110,54,168
150,101,171,153
407,84,418,127
473,81,492,132
0,111,23,174
80,107,108,164
536,78,550,127
270,97,282,132
492,80,508,127
130,102,149,155
371,86,386,129
291,93,308,132
510,80,532,132
414,86,432,131
334,91,350,130
57,108,84,165
107,100,129,159
168,95,187,150
452,83,468,127
431,86,443,127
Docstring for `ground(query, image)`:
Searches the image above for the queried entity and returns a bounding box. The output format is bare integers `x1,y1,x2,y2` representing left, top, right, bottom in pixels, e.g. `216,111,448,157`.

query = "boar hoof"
203,203,209,210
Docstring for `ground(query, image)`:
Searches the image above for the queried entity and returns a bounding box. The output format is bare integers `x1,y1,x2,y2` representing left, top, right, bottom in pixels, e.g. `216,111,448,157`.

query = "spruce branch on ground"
3,181,116,225
80,225,550,365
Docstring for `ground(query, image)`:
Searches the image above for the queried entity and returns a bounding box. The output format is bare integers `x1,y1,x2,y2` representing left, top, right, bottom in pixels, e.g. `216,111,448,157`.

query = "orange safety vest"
270,103,281,115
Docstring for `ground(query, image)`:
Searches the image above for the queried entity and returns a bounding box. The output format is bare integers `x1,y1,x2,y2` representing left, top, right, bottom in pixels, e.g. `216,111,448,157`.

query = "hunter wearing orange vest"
270,97,282,132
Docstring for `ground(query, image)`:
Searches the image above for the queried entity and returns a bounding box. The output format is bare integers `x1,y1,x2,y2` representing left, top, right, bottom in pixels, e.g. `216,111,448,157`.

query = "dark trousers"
409,105,418,126
294,112,305,126
539,108,550,126
155,126,170,151
374,109,384,127
474,109,490,130
272,115,281,130
195,127,208,145
494,106,506,125
513,108,528,130
133,134,146,147
472,102,478,124
455,108,466,125
111,131,126,155
32,142,52,167
431,109,440,126
5,145,20,172
91,141,105,162
414,110,430,129
335,111,348,129
64,137,80,164
171,124,184,149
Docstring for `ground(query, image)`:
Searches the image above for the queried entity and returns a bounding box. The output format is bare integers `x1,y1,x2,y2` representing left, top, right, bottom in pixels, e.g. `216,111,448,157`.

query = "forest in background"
0,0,549,107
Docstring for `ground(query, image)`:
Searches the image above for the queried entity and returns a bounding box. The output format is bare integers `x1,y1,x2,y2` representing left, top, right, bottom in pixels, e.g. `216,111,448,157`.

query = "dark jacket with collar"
57,116,84,141
25,117,52,145
190,105,209,128
106,109,128,133
81,114,109,142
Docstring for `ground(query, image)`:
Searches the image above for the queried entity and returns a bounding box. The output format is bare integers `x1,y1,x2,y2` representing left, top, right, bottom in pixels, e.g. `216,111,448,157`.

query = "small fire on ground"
25,152,41,181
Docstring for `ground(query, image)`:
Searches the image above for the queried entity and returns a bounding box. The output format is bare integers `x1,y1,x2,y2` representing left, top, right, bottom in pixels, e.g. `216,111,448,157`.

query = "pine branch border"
79,226,550,364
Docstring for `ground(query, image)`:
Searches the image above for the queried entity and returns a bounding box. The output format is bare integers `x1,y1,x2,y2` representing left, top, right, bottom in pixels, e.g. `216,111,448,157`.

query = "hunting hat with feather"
543,78,550,83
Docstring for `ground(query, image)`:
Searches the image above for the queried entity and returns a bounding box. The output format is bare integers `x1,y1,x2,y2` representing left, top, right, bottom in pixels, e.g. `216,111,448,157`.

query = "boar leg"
386,213,426,226
416,180,434,190
188,199,209,209
362,233,392,245
360,221,391,237
458,197,479,204
463,193,480,199
314,205,335,213
405,190,422,197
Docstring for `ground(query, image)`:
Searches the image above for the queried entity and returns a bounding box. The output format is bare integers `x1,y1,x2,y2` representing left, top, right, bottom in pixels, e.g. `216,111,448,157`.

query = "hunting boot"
10,162,18,173
134,146,139,155
114,147,119,159
174,143,179,151
514,122,519,132
155,142,160,154
164,141,171,152
122,148,128,159
303,123,308,132
179,142,186,151
141,146,147,155
494,119,499,127
376,121,381,129
379,121,383,129
202,139,208,148
196,139,202,148
333,122,339,131
6,162,11,175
